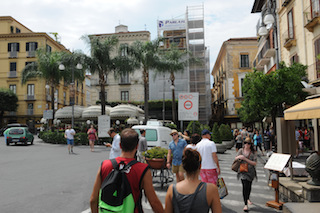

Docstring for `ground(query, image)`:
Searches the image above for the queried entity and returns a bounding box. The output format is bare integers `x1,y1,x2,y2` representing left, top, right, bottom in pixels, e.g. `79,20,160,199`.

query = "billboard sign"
178,93,199,121
158,19,186,30
98,115,110,138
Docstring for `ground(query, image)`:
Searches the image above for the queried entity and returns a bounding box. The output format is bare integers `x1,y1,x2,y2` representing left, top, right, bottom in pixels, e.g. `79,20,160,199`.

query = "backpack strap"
137,165,150,213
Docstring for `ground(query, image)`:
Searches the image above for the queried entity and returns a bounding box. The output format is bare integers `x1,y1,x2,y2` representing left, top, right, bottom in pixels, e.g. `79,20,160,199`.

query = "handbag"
239,151,251,173
239,162,248,172
217,177,228,199
231,159,241,172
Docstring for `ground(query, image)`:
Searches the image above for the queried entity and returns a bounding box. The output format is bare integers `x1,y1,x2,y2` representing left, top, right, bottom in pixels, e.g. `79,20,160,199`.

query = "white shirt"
65,129,75,140
196,138,217,169
186,144,196,150
109,134,121,159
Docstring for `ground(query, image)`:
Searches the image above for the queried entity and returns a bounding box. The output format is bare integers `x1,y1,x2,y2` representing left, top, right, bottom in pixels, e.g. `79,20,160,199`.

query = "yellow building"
0,16,86,131
211,38,258,128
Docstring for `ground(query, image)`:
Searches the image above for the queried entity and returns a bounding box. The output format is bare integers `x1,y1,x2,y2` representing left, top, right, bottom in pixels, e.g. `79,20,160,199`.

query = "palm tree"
21,49,64,129
21,49,85,130
157,45,193,124
125,39,162,123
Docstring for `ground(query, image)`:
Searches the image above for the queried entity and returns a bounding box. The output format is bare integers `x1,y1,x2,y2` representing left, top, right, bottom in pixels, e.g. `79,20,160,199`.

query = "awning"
284,96,320,120
82,105,111,118
55,105,84,119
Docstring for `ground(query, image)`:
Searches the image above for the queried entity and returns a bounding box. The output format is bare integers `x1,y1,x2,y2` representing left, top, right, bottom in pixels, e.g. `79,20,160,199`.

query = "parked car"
1,123,28,136
5,127,34,146
132,125,172,148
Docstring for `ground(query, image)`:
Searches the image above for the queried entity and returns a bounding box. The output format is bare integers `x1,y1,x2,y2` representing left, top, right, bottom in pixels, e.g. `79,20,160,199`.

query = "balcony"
282,28,296,50
8,111,16,116
254,40,274,70
26,109,33,115
8,71,17,78
25,94,35,100
27,51,36,58
46,95,51,101
304,4,320,32
9,51,18,58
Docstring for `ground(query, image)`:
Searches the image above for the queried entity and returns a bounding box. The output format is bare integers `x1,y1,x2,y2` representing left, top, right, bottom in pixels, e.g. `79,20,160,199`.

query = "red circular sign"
179,95,184,99
184,100,193,110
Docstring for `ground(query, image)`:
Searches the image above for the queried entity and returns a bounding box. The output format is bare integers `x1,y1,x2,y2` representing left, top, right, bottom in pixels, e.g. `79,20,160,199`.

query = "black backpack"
99,159,140,213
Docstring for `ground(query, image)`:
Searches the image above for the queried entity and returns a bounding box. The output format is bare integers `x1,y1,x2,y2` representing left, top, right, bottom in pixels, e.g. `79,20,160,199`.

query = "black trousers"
241,179,252,205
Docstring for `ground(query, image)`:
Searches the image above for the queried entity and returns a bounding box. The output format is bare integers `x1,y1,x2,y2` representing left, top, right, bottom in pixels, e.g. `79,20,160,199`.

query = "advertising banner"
158,19,186,30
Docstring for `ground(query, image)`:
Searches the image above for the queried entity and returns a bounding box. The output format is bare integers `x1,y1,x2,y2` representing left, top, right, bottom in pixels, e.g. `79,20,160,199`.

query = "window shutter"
17,43,20,52
8,43,11,52
35,42,38,50
26,42,29,51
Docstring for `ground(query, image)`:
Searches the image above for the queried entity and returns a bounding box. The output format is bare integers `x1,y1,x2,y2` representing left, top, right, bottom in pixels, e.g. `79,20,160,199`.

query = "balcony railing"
27,51,36,58
8,111,16,116
304,4,320,32
8,71,17,78
9,51,18,58
25,94,35,100
282,27,296,49
46,95,51,101
26,109,34,115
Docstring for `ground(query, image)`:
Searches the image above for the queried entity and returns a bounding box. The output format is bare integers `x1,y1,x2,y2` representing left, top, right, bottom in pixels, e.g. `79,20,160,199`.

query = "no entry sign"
178,92,199,121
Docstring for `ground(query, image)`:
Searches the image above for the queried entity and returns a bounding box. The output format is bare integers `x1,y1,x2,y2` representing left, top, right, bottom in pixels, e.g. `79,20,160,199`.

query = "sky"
1,0,260,85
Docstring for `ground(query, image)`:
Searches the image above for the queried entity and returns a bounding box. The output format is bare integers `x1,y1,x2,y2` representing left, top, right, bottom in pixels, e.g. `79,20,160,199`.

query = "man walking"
137,129,147,162
166,129,187,183
64,125,76,154
105,128,121,159
90,128,163,213
196,129,220,185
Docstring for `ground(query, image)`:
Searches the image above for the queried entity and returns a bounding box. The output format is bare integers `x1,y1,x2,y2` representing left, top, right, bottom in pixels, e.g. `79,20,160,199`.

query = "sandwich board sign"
178,93,199,121
98,115,110,138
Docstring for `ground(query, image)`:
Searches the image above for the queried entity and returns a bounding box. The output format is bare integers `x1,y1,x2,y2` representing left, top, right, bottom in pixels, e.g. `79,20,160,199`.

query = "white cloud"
1,0,260,83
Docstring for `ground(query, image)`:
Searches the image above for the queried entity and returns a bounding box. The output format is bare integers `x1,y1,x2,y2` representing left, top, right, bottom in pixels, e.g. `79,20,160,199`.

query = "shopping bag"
216,177,228,199
231,159,241,172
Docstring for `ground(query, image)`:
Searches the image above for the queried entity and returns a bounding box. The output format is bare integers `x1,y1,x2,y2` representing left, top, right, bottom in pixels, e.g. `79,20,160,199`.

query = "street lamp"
59,63,83,129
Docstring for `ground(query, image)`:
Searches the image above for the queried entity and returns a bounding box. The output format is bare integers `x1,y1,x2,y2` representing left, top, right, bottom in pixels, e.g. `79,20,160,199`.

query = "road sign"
43,110,53,119
98,115,110,138
178,92,199,121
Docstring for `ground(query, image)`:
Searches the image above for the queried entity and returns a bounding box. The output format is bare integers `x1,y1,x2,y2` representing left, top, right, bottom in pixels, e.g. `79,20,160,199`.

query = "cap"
170,129,179,136
201,129,212,135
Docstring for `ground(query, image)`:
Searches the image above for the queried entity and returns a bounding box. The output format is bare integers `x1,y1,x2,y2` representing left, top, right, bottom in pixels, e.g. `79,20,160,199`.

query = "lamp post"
59,63,82,129
257,0,279,69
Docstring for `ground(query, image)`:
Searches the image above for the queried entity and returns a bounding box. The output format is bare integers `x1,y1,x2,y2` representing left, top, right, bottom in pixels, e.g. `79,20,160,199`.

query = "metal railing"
8,71,17,78
27,51,36,57
304,3,320,24
9,51,18,58
25,95,35,100
26,109,33,115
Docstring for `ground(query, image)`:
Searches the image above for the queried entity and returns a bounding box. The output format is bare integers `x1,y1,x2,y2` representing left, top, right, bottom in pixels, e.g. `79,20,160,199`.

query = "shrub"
165,123,177,130
219,124,233,141
75,132,89,145
212,123,222,143
143,147,168,159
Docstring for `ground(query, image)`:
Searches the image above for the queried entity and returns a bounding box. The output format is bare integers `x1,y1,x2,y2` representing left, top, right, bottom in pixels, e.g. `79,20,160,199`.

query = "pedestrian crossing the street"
83,147,281,213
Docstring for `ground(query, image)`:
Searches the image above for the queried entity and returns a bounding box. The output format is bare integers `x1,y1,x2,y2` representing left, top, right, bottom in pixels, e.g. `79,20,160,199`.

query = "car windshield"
9,129,24,134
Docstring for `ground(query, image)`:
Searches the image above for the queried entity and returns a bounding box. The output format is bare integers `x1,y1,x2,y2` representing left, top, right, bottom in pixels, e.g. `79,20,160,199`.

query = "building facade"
211,38,258,129
0,16,86,131
151,5,211,124
89,25,150,105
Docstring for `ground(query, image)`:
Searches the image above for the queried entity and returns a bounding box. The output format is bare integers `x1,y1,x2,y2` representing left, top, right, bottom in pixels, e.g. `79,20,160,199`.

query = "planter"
216,143,227,154
222,140,234,149
146,158,165,169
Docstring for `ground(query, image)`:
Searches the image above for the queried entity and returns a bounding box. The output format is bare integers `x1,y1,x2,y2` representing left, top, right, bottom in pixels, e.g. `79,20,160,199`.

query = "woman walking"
165,148,222,213
234,137,257,212
87,124,98,152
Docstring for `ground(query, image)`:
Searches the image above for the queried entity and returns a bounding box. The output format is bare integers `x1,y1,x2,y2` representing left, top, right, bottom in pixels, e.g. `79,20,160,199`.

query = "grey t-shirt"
138,136,147,152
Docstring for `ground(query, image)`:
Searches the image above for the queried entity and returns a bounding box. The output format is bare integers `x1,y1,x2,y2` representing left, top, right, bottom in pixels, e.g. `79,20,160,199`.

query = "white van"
132,125,172,148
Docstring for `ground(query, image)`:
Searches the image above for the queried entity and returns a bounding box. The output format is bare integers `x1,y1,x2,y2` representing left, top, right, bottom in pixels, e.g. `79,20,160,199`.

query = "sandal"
243,205,248,212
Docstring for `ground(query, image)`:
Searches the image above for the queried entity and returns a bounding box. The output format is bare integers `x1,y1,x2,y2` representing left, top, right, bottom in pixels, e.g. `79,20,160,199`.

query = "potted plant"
143,147,168,169
219,124,234,149
211,123,227,153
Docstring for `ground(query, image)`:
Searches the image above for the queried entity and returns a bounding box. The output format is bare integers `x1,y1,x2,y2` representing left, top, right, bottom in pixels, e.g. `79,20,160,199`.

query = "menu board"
264,153,291,172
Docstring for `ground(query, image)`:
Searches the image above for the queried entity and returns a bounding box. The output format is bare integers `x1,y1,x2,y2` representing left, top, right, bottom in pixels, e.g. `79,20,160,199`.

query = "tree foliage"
238,62,308,130
211,122,221,143
0,88,18,127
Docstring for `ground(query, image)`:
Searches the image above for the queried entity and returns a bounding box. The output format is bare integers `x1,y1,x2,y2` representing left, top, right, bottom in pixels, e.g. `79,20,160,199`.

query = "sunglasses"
243,142,251,145
172,133,178,136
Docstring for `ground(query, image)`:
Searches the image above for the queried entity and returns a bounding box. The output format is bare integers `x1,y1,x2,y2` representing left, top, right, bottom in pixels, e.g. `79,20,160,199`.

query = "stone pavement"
142,147,281,212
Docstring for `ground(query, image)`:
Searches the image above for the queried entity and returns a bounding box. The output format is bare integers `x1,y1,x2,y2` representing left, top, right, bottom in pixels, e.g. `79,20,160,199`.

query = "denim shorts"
67,139,74,145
